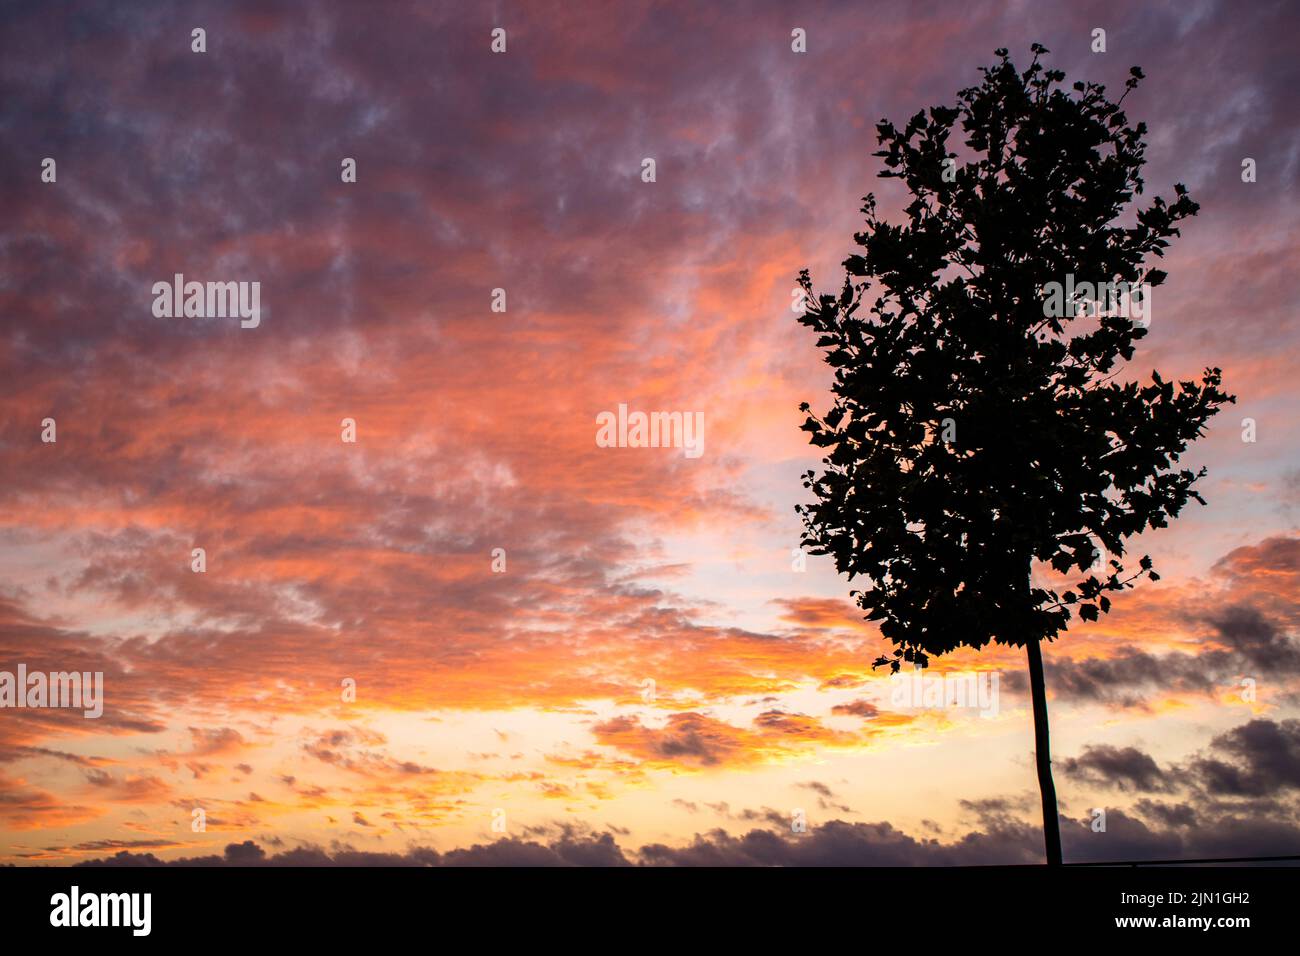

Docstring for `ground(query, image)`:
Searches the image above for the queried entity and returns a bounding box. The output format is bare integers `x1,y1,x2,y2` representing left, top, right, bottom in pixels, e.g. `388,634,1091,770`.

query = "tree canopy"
796,45,1234,671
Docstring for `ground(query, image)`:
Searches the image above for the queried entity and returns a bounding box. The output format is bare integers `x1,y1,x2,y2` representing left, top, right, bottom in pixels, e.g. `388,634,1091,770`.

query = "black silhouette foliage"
796,47,1234,672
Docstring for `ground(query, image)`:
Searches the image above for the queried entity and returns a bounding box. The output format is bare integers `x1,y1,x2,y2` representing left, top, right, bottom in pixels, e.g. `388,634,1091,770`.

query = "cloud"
0,773,100,831
1059,745,1178,793
1187,718,1300,797
591,709,865,770
831,699,880,718
1056,718,1300,845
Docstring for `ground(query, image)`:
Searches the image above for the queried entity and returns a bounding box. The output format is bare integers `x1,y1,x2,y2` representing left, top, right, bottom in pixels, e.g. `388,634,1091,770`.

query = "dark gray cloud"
1189,718,1300,797
62,804,1300,867
1060,745,1178,793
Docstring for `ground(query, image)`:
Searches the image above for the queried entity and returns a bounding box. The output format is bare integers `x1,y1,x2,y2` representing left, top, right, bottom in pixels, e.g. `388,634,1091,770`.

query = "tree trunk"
1025,636,1063,865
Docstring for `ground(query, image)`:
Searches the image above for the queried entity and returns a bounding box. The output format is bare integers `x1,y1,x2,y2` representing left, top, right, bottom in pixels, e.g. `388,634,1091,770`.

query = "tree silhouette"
795,46,1234,865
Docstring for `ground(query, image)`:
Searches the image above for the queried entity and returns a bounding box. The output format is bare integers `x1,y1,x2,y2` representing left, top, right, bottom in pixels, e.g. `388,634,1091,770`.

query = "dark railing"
1065,854,1300,867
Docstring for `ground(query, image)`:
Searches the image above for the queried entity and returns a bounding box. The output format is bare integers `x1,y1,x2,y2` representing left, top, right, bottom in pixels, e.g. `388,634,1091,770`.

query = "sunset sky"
1,0,1298,866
